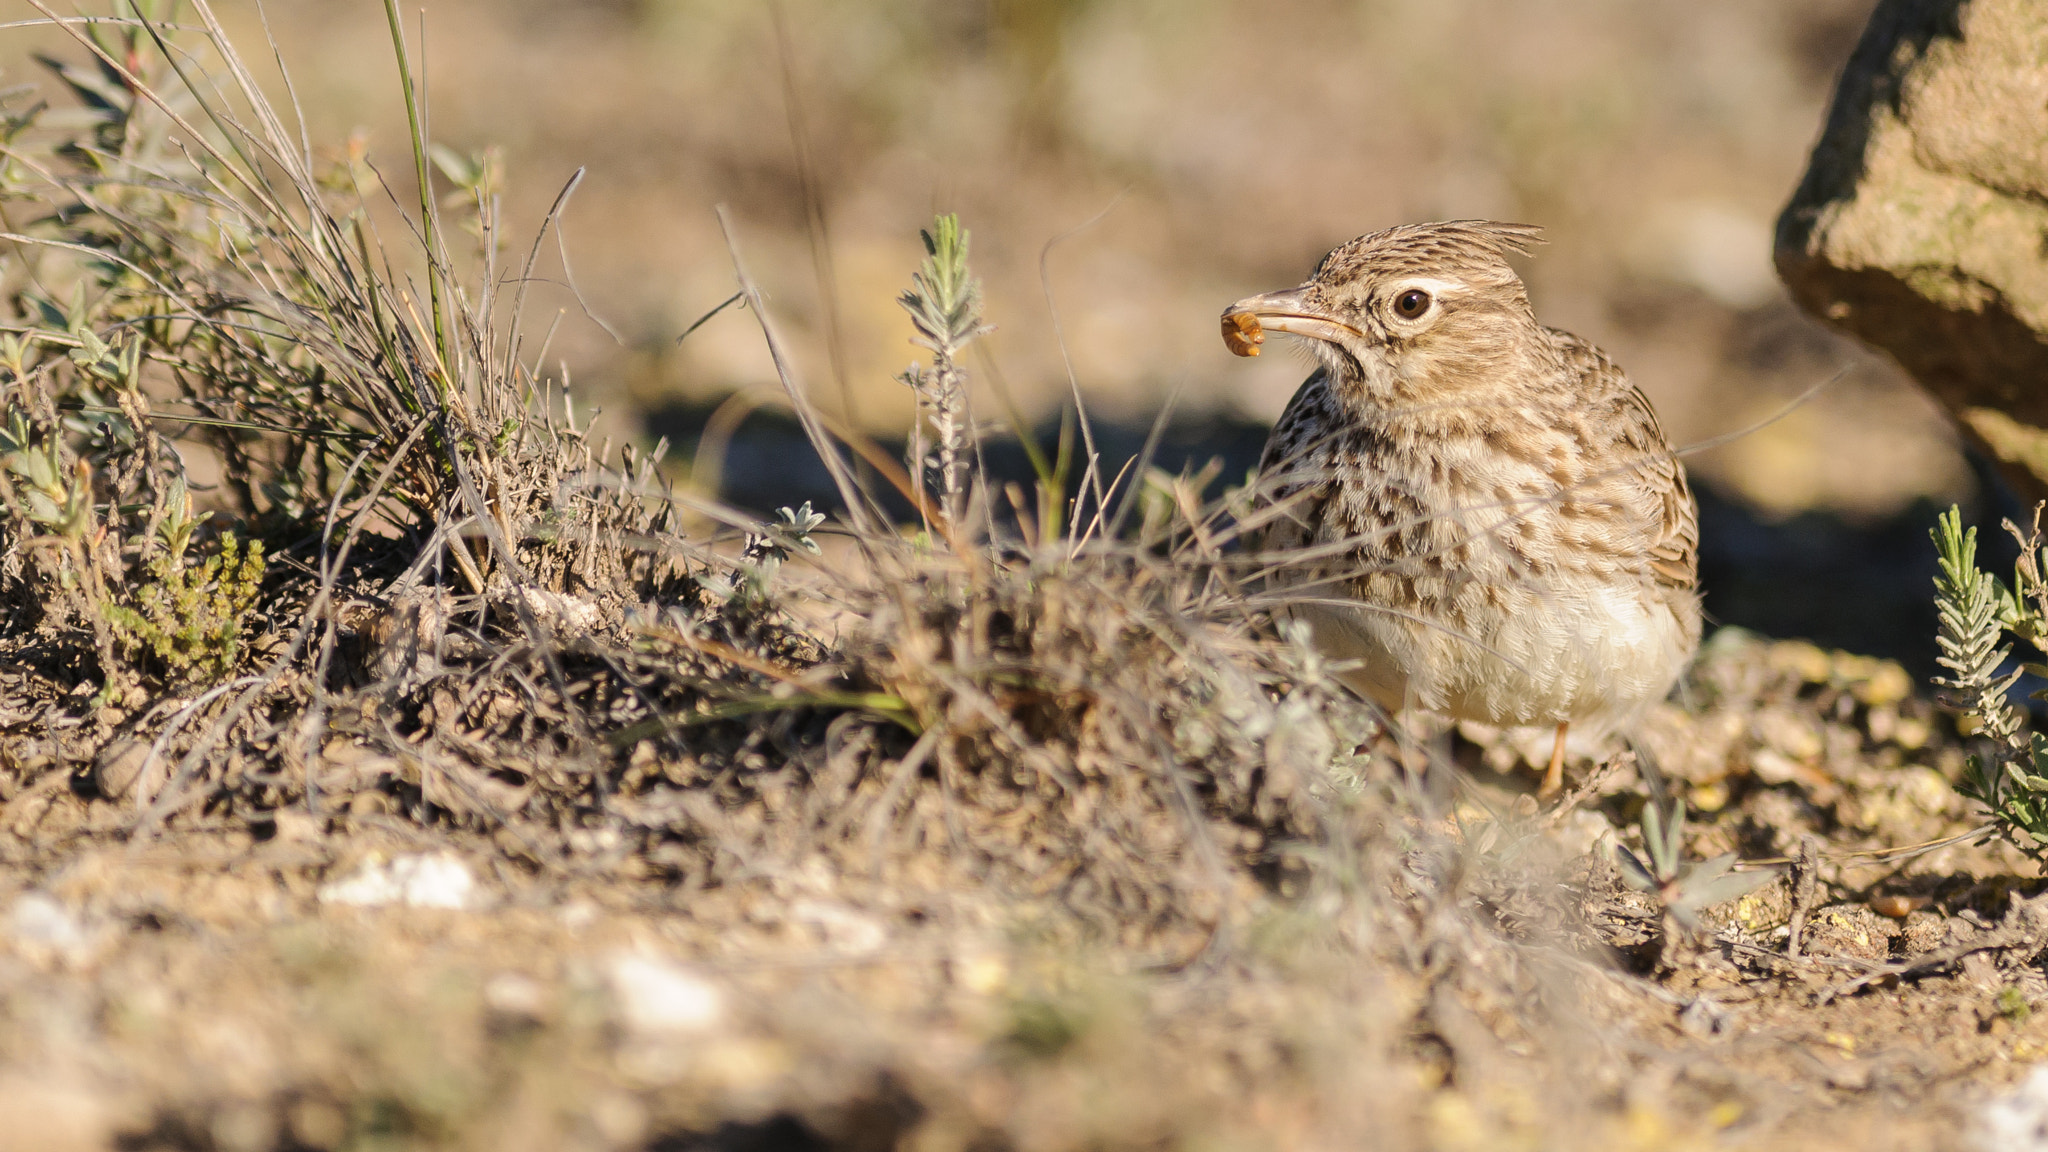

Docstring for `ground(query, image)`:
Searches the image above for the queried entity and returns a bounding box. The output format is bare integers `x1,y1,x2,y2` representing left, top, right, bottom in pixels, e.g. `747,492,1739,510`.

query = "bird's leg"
1540,721,1570,798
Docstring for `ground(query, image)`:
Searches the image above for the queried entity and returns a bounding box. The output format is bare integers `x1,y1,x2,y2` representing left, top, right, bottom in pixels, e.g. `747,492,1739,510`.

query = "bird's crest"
1312,220,1546,287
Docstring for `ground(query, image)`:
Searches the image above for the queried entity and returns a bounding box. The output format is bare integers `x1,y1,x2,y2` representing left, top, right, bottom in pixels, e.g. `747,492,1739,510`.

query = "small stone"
1749,748,1803,786
605,953,723,1035
317,853,478,910
1753,708,1824,761
484,973,550,1023
1689,781,1729,813
1855,662,1913,708
8,892,98,964
956,952,1009,996
288,1099,346,1150
1893,716,1932,751
271,809,324,843
559,900,599,930
589,1093,648,1146
346,791,394,816
92,739,150,802
1766,641,1832,685
1978,1064,2048,1152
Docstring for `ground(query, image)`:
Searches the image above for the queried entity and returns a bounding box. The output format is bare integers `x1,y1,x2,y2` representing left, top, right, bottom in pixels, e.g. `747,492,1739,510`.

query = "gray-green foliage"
697,501,823,607
1930,505,2048,854
1615,797,1775,931
0,408,92,539
897,214,991,526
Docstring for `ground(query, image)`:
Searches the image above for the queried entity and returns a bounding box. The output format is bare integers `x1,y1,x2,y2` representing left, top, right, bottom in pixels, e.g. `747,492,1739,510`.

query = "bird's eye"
1393,288,1432,319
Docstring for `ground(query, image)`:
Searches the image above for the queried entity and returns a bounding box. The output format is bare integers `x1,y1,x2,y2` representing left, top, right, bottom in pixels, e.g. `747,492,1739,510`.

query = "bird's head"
1223,220,1547,405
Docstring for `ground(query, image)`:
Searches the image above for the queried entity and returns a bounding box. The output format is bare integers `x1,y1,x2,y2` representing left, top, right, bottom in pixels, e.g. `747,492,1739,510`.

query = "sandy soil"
0,626,2040,1152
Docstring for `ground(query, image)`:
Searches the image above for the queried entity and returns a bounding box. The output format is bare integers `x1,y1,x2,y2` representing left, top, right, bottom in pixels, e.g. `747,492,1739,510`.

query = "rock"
1978,1063,2048,1152
317,852,479,910
7,892,101,965
483,972,551,1024
91,739,150,802
1775,0,2048,495
605,953,724,1035
505,585,603,638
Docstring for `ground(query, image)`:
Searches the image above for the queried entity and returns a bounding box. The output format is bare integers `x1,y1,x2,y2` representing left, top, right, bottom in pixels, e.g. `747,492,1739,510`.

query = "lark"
1223,221,1700,796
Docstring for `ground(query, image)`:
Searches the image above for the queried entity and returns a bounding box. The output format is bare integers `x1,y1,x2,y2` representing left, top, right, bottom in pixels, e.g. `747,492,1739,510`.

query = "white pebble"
7,892,96,962
318,853,477,910
1979,1065,2048,1152
605,953,723,1034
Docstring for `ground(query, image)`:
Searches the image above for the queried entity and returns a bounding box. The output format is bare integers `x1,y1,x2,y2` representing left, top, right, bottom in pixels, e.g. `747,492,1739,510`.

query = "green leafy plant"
103,481,267,686
1615,797,1774,931
1929,505,2048,854
1997,985,2032,1025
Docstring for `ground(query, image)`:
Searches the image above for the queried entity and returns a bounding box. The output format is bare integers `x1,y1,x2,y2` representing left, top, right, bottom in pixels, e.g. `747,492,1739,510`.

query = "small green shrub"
1930,504,2048,855
1615,796,1774,932
103,483,266,686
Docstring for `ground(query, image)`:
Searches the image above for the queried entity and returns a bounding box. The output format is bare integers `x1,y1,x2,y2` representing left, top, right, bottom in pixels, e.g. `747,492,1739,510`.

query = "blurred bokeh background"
11,0,1997,666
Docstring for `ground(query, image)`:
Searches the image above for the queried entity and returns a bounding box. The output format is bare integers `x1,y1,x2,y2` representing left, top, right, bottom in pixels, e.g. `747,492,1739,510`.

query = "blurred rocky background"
1779,0,2048,503
8,0,1993,669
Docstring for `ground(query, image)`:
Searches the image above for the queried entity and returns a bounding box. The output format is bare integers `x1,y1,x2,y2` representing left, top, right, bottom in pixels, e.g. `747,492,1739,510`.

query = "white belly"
1288,577,1696,735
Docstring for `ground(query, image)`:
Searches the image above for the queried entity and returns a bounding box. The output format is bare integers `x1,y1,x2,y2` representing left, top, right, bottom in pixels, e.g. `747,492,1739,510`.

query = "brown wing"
1547,329,1698,592
1628,384,1699,591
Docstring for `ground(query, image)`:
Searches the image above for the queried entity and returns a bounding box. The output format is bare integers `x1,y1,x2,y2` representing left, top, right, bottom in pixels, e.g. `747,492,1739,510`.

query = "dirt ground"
0,621,2042,1152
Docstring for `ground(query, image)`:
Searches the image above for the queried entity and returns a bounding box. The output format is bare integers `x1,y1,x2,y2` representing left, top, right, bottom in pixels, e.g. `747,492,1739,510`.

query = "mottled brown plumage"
1225,221,1701,795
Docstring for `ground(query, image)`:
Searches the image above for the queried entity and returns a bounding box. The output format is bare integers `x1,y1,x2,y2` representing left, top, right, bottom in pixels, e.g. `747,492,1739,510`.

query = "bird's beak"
1220,288,1360,357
